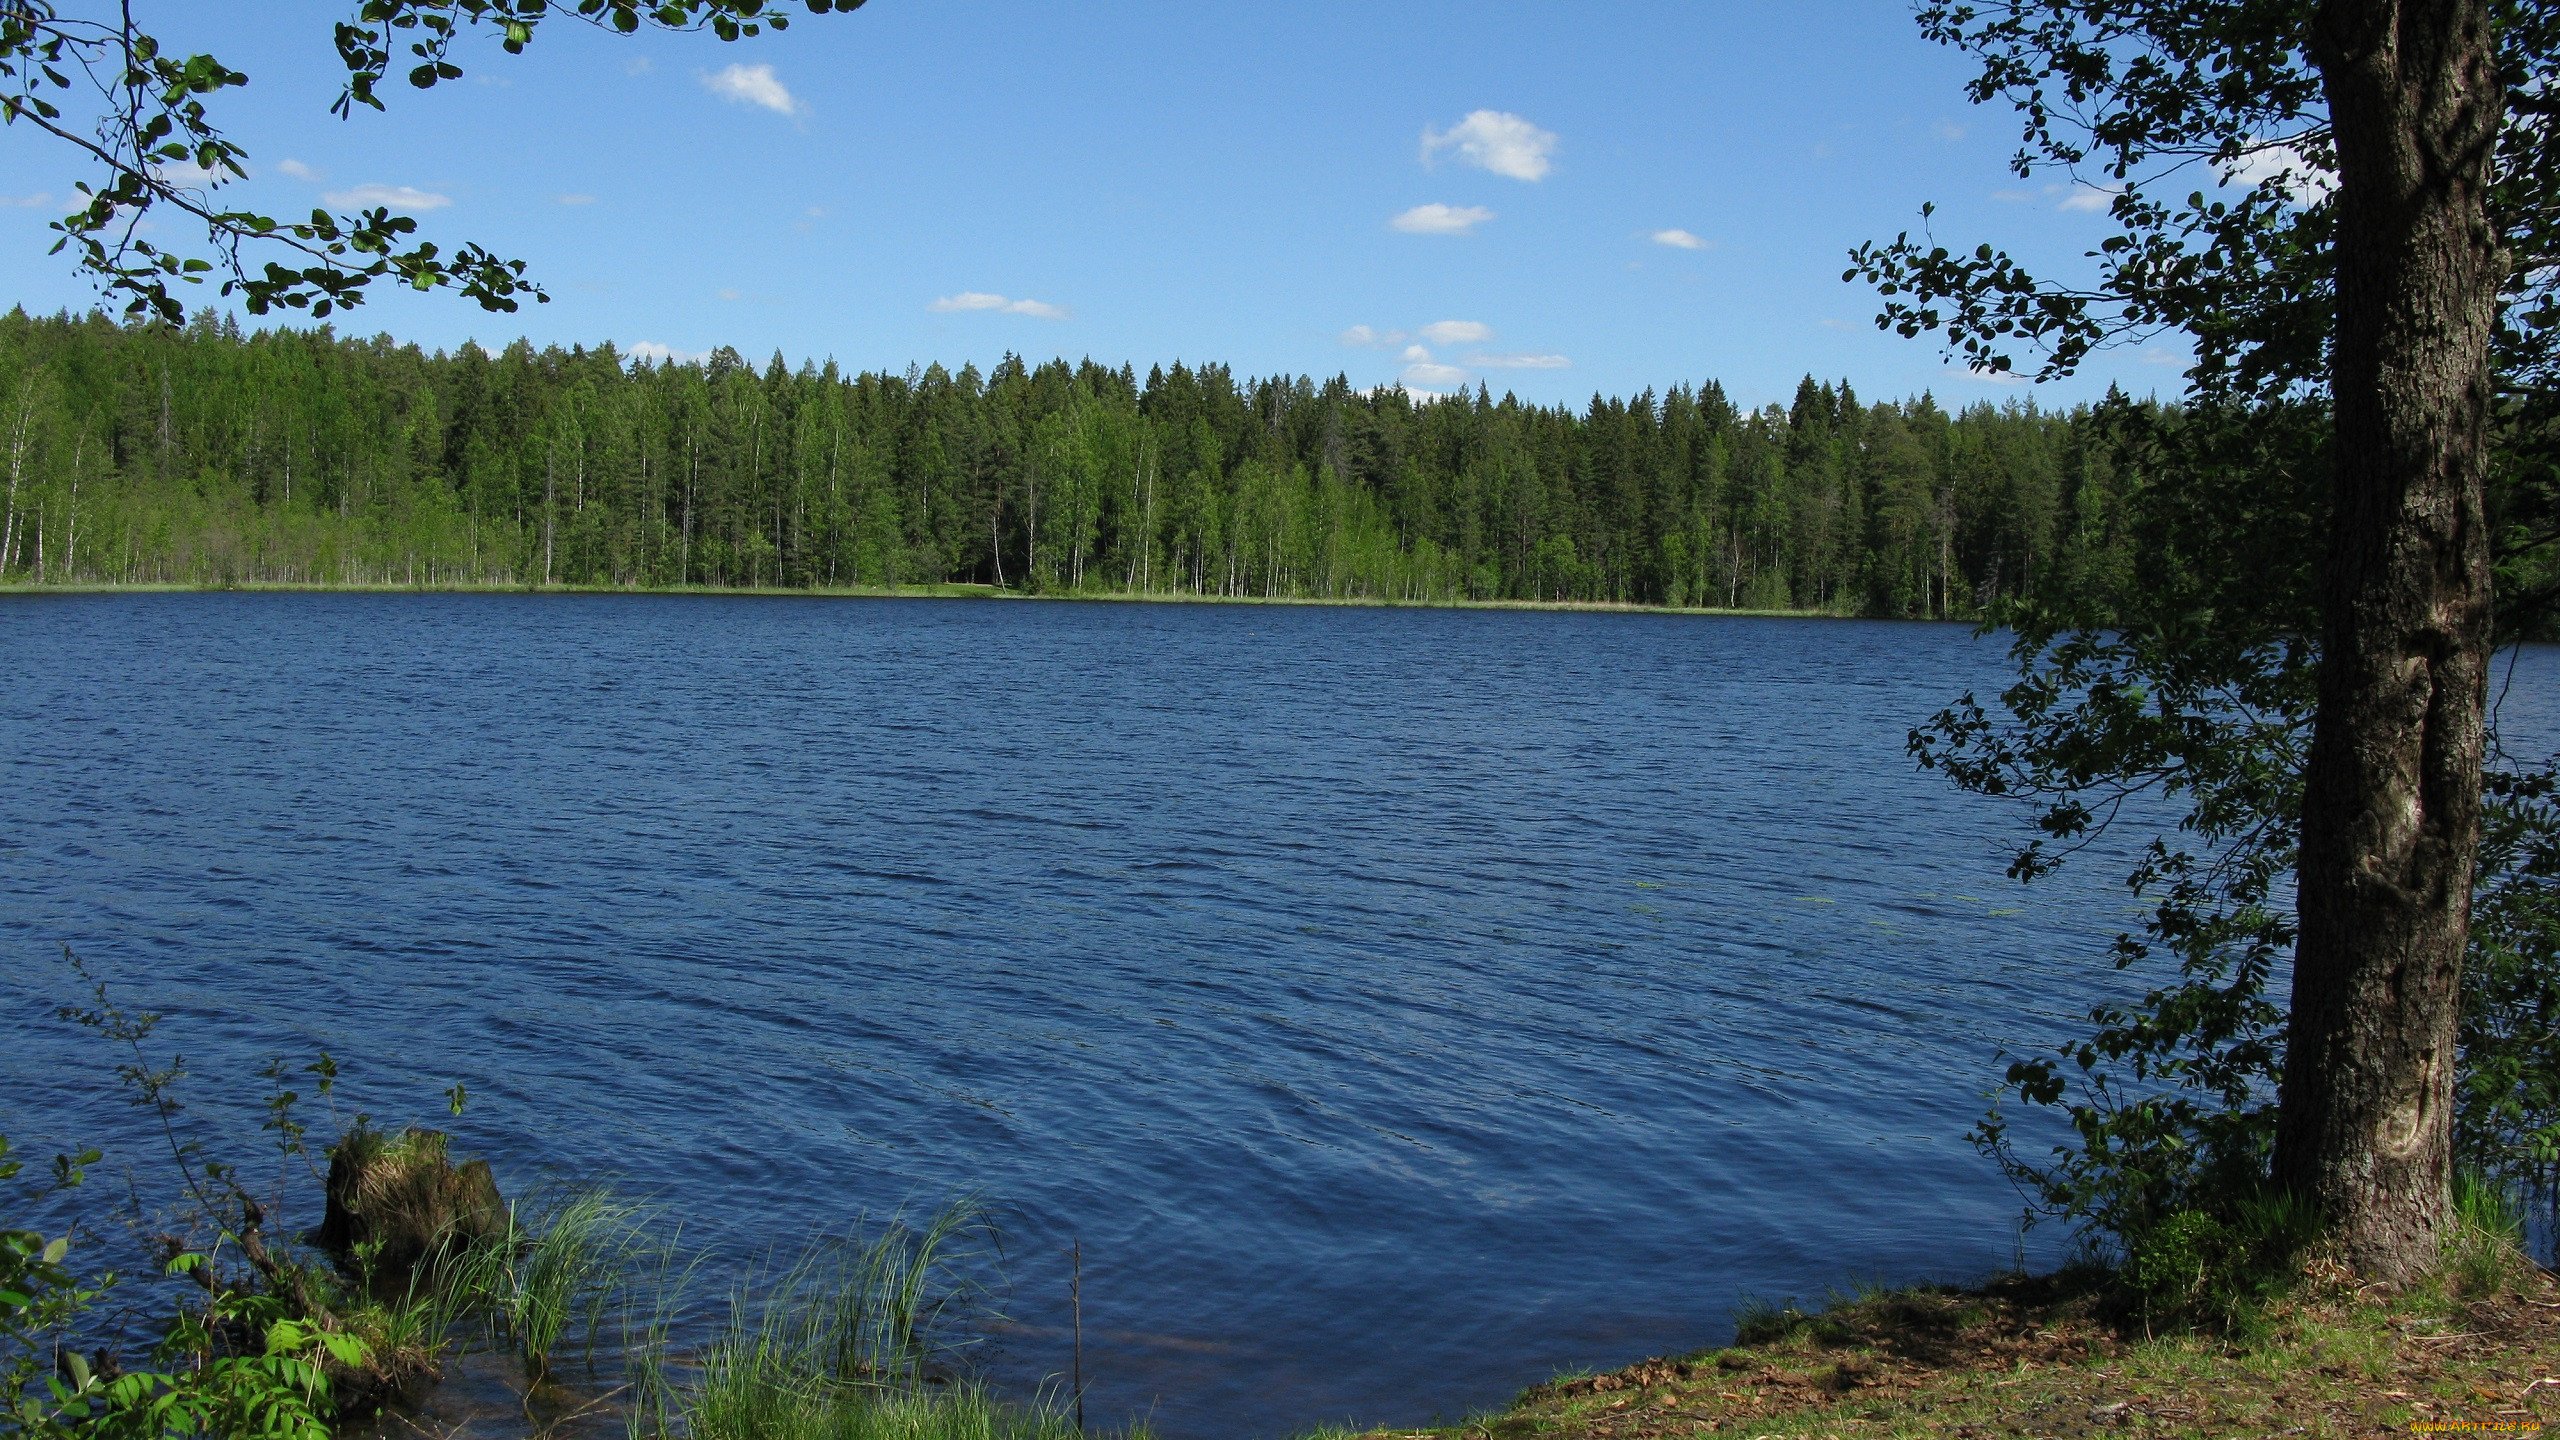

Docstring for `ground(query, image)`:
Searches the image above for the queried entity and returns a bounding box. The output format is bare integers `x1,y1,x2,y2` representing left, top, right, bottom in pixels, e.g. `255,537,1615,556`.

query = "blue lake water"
4,594,2552,1437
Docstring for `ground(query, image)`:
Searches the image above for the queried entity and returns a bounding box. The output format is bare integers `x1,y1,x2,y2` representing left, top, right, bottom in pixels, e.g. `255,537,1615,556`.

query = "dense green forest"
0,306,2141,613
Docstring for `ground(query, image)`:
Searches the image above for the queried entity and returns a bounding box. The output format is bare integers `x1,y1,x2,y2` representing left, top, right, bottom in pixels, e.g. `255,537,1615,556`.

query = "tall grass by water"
454,1186,660,1387
414,1189,1114,1440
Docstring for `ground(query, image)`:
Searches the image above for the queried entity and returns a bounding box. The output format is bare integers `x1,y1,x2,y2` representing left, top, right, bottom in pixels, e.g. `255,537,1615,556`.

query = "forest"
0,306,2143,616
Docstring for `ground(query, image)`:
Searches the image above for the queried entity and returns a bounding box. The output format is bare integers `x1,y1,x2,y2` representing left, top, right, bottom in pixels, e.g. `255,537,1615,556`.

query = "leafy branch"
0,0,862,324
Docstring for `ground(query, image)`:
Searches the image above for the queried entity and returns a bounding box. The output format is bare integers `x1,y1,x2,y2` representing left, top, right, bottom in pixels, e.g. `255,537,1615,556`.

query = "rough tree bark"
2278,0,2505,1282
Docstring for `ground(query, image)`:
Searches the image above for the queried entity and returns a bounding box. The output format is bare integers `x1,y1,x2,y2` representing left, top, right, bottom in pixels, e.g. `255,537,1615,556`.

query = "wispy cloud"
1470,353,1569,369
930,291,1068,319
1418,319,1492,345
628,341,705,365
1340,324,1408,348
1420,110,1557,181
1403,361,1471,387
1,193,52,208
554,192,597,206
2058,182,2121,213
275,157,320,181
624,56,654,77
154,160,229,188
702,62,799,115
324,183,451,211
1391,202,1494,235
1648,228,1706,250
1930,120,1967,143
1960,364,2029,386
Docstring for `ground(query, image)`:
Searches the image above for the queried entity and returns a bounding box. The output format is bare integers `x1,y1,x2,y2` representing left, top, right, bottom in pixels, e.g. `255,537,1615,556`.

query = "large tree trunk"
2279,0,2503,1283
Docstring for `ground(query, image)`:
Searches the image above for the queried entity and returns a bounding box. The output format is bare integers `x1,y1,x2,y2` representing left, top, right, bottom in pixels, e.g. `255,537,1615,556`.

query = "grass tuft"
449,1185,658,1388
2445,1171,2531,1296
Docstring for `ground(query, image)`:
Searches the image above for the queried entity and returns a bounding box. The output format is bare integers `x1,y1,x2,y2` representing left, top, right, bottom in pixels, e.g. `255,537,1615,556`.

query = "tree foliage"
0,307,2159,614
1,974,370,1439
1877,0,2560,1264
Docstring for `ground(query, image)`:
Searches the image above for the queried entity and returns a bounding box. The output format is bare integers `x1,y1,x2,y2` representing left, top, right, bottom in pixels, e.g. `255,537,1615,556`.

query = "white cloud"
628,341,704,365
1,193,51,208
1649,228,1706,250
702,62,799,115
154,160,228,188
1418,319,1493,345
1961,365,2030,386
717,287,744,301
1401,343,1433,363
1363,384,1451,403
1470,353,1570,369
1420,110,1557,181
1930,120,1968,142
1391,202,1494,235
2058,183,2121,213
2221,140,2335,203
554,192,597,206
1403,361,1471,387
1340,324,1407,348
930,291,1067,319
275,157,320,181
324,183,451,211
625,56,654,77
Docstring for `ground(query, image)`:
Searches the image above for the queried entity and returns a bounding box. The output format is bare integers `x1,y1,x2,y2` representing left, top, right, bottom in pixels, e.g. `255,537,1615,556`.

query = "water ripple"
3,593,2554,1439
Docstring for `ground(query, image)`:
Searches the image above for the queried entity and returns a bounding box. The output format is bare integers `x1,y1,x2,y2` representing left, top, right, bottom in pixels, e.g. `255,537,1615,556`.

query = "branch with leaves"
1847,1,2560,404
0,0,861,324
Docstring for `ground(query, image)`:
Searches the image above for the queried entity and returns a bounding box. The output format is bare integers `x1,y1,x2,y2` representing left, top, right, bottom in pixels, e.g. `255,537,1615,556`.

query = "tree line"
0,306,2149,615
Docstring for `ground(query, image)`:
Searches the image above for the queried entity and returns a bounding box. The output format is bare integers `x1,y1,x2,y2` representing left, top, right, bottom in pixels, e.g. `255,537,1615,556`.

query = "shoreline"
0,579,1880,622
1359,1261,2558,1440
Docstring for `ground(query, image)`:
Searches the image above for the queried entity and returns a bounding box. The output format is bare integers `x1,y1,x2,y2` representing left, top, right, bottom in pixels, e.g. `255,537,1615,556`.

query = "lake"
4,594,2551,1437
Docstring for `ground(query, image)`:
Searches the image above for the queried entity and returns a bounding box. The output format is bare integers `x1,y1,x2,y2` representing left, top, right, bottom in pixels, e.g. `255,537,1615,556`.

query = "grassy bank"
1350,1264,2558,1440
0,579,1008,600
0,578,1841,620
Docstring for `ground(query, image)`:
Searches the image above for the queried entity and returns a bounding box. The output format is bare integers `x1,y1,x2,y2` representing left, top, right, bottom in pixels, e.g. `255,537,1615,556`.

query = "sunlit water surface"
4,595,2553,1437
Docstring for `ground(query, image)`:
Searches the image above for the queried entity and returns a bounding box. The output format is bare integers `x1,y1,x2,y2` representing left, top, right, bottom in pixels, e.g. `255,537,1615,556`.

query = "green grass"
450,1186,658,1388
0,576,1852,620
2448,1171,2531,1295
338,1187,1106,1439
684,1380,1099,1440
689,1200,992,1409
1336,1243,2558,1440
646,1200,1141,1440
0,579,1006,599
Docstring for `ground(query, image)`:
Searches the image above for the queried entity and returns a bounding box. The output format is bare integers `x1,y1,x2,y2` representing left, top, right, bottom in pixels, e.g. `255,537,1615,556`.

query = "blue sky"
0,1,2188,410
